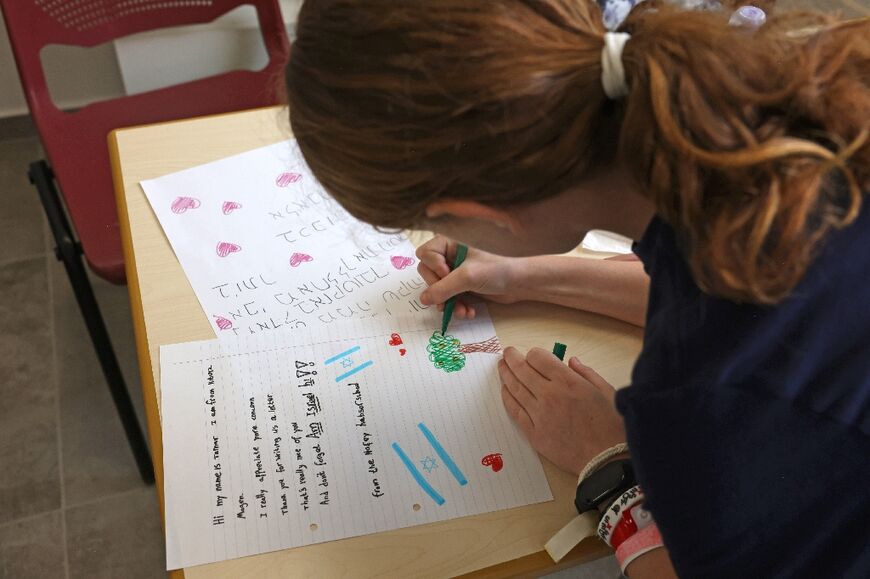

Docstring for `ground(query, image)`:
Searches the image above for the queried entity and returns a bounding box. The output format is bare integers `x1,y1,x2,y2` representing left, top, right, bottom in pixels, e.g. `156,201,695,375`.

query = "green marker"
440,244,469,336
552,342,567,361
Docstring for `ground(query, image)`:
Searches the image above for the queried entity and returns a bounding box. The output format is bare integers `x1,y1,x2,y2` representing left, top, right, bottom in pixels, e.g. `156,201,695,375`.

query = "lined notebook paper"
160,307,552,569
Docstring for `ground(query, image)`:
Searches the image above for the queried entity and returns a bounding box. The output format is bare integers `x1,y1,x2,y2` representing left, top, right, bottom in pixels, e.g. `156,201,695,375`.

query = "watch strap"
574,459,636,513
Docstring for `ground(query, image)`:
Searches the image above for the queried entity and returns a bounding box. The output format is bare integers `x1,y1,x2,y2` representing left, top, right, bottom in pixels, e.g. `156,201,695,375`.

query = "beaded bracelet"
577,442,630,485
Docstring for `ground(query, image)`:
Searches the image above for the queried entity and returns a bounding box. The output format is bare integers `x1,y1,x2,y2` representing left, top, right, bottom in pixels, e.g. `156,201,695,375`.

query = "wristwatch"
574,459,636,514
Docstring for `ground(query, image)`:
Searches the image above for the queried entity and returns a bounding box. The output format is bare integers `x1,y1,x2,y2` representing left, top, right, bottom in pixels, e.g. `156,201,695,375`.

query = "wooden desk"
109,106,644,579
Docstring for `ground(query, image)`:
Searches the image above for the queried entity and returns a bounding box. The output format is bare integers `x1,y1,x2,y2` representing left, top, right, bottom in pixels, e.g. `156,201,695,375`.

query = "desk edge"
109,128,185,579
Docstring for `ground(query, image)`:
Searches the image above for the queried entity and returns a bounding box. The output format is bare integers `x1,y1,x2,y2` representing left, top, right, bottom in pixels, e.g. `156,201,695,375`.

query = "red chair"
0,0,290,483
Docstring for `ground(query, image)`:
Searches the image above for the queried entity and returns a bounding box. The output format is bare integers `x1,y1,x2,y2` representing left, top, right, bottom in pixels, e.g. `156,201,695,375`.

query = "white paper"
581,230,634,254
160,306,552,569
141,140,428,338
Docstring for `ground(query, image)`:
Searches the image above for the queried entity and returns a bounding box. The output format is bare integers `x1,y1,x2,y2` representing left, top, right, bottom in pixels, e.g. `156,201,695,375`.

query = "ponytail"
618,7,869,302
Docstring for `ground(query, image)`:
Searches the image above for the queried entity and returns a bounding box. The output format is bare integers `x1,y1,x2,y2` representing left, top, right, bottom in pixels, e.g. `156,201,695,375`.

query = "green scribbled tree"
427,332,501,373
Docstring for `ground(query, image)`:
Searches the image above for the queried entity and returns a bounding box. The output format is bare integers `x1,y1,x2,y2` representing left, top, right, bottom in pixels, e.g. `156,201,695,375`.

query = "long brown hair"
286,0,869,304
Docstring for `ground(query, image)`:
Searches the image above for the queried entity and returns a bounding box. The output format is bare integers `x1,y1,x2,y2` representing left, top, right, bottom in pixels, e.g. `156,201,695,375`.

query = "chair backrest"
0,0,291,283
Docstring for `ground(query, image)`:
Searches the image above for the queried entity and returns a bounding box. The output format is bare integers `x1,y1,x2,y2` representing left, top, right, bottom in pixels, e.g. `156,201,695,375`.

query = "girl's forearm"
625,546,677,578
510,256,649,327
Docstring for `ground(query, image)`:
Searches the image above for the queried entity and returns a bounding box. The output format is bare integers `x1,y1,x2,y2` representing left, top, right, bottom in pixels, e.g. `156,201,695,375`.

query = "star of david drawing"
340,357,354,368
420,456,438,473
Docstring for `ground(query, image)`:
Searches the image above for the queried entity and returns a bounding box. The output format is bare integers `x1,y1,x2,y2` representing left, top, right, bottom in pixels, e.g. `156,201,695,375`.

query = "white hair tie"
601,31,631,99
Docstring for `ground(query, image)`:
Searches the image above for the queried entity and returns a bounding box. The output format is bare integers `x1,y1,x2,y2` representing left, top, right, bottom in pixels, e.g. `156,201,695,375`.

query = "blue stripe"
391,442,445,505
334,360,373,382
324,346,361,365
418,423,467,486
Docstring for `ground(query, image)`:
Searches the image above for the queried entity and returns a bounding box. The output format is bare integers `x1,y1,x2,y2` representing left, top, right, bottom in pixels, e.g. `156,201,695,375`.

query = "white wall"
0,0,301,119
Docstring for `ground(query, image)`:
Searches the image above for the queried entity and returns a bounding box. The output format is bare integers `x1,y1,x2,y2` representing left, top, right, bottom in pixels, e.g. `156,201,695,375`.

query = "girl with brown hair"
286,0,869,576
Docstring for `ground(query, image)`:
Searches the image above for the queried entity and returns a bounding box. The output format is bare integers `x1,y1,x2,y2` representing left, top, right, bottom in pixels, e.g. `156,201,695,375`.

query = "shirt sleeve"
616,383,870,579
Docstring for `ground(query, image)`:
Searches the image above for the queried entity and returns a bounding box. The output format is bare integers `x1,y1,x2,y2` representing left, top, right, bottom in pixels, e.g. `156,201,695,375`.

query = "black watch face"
575,460,634,512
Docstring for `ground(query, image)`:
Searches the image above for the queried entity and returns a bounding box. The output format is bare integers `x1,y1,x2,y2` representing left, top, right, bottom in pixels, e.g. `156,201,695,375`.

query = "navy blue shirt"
615,206,870,578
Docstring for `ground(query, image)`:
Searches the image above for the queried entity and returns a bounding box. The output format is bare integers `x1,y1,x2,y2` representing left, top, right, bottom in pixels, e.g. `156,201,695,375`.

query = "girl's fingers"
454,301,469,319
526,347,568,380
434,299,476,319
569,357,617,400
501,384,535,434
503,347,548,392
420,267,472,305
498,359,538,409
417,263,441,289
415,236,452,278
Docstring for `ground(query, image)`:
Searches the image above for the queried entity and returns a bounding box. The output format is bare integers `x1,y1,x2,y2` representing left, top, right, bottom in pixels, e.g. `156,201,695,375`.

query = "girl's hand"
498,347,627,476
416,235,521,319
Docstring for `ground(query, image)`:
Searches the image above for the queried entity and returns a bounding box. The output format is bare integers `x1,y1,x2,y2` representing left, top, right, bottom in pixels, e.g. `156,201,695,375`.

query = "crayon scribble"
427,332,466,373
289,252,313,267
171,196,200,214
427,333,502,373
216,242,242,257
222,201,242,214
276,172,302,187
459,336,501,354
390,255,415,270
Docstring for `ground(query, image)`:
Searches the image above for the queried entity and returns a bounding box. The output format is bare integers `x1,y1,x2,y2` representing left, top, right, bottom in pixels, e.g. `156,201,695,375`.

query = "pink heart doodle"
289,252,314,267
390,255,415,270
276,172,302,187
171,196,200,214
216,242,242,257
222,201,242,215
214,316,233,331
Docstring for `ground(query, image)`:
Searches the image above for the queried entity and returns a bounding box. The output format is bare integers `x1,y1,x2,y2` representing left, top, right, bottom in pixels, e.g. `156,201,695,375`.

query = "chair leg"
29,161,155,485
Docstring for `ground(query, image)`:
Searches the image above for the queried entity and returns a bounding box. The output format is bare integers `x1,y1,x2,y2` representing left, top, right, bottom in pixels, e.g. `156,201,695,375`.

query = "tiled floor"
0,2,867,577
0,136,165,579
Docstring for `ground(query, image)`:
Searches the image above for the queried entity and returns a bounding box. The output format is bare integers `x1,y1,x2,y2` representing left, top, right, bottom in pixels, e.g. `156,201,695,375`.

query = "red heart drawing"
276,172,302,187
289,252,314,267
390,255,415,270
481,453,504,473
213,315,233,331
171,196,200,214
222,201,242,215
216,242,242,257
388,333,403,346
399,348,407,356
